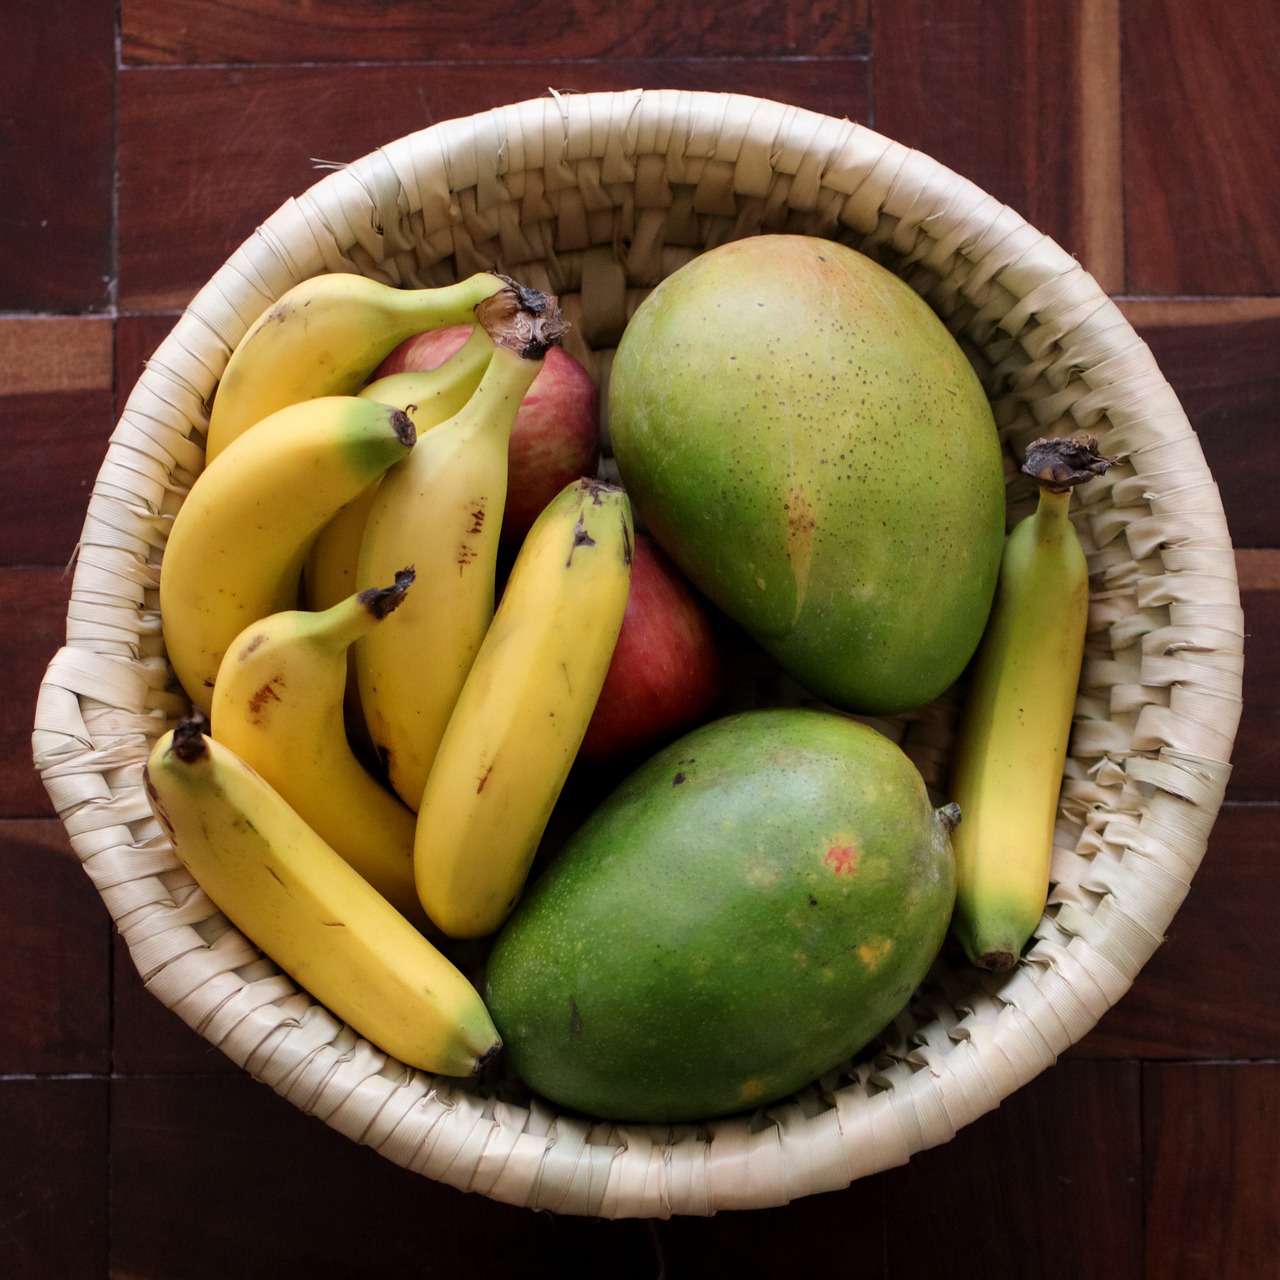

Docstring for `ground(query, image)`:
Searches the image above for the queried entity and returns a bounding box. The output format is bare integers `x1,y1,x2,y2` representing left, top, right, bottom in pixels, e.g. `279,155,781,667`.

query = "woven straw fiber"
32,90,1243,1217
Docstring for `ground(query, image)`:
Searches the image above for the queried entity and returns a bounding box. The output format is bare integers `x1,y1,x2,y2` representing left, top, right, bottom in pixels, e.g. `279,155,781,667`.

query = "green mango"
607,234,1005,715
484,708,958,1123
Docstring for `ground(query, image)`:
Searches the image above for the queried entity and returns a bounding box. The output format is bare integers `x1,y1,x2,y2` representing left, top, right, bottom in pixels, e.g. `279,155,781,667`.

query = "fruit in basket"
607,233,1005,716
484,707,959,1122
374,323,602,543
948,436,1113,972
414,479,634,939
355,294,568,810
205,269,519,462
160,396,417,715
209,571,431,932
579,532,724,762
144,714,501,1077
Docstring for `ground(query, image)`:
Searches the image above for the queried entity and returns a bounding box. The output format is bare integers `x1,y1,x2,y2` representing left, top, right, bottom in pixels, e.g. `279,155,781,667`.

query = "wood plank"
871,1,1089,265
1144,1064,1280,1279
1,569,74,818
1077,0,1124,292
0,388,116,568
0,819,111,1073
0,0,114,311
880,1061,1144,1279
1123,0,1280,295
110,1073,661,1276
0,317,113,397
121,0,870,64
1075,803,1280,1060
1128,313,1280,551
0,1079,109,1277
118,61,872,311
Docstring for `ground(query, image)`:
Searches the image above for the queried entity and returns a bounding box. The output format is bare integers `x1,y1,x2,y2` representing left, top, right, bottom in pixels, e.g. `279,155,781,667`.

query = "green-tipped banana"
354,290,568,810
160,396,416,714
414,479,634,939
947,436,1113,971
209,572,433,931
205,270,518,462
143,715,501,1077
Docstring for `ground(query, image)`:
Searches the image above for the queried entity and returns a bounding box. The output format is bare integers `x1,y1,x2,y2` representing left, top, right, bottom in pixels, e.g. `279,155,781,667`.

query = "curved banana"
302,322,498,615
947,436,1113,971
355,295,567,810
209,571,434,931
160,396,415,714
414,478,634,939
205,270,517,463
144,714,501,1076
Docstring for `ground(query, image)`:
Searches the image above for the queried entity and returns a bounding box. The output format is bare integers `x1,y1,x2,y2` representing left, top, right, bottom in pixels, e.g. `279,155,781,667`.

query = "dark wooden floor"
3,2,1278,1276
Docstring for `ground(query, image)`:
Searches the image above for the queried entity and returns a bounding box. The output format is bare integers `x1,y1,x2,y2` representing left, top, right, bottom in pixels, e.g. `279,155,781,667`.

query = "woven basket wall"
32,90,1244,1218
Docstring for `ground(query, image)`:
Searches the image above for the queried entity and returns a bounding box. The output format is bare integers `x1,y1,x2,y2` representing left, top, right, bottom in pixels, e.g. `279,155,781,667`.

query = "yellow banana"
144,714,501,1076
355,293,568,810
302,322,498,614
209,572,433,931
414,478,634,939
947,436,1113,971
160,396,415,714
205,270,516,462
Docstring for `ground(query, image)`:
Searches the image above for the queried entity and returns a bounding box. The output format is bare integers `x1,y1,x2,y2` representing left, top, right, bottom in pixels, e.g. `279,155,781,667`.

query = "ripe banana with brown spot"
414,478,634,939
144,714,501,1077
209,571,434,931
354,288,568,810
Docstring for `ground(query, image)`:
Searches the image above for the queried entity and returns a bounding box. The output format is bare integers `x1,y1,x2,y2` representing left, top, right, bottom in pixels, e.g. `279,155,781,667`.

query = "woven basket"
33,90,1244,1218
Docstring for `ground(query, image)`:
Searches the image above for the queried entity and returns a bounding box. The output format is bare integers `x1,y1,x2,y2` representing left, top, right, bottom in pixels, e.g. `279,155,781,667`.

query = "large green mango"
607,234,1005,714
484,708,957,1123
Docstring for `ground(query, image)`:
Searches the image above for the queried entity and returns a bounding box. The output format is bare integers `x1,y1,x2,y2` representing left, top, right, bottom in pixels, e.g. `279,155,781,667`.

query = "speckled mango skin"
483,708,957,1124
607,234,1005,715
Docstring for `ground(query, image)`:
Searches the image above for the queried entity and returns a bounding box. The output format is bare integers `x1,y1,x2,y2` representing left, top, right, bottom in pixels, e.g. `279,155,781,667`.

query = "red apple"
374,325,601,542
580,533,725,762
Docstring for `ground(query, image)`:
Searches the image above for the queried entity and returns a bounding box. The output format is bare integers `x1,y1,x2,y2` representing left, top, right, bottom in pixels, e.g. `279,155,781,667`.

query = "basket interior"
32,89,1244,1218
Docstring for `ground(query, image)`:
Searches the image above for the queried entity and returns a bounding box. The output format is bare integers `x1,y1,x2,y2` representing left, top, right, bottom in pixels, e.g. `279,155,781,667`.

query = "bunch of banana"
354,297,569,810
947,435,1114,972
160,396,417,715
209,570,432,932
144,714,501,1077
414,478,634,939
204,270,517,462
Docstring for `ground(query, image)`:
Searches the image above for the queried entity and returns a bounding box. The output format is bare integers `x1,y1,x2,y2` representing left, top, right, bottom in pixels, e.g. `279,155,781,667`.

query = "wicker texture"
32,90,1243,1218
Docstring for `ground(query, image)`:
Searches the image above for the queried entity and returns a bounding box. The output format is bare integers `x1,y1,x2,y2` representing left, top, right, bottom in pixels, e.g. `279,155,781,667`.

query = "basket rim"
32,88,1243,1218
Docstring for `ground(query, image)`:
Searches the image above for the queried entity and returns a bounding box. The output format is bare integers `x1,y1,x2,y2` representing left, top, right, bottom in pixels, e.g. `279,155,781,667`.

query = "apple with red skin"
580,533,725,762
374,325,601,542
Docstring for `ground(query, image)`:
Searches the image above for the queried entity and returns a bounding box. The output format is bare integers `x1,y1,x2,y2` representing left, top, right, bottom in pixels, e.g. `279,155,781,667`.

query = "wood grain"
0,0,114,311
1145,1064,1280,1279
1123,0,1280,295
121,0,870,64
